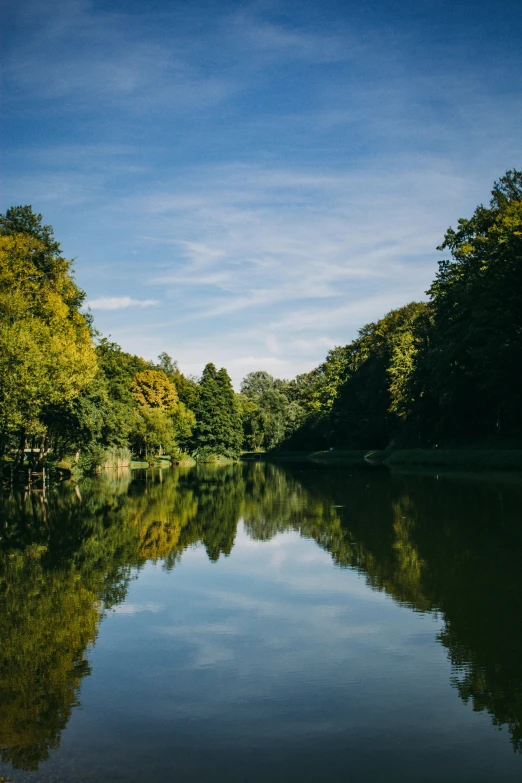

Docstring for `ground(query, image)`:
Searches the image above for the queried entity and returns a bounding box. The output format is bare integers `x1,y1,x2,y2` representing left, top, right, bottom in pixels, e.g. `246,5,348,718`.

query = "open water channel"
1,462,522,782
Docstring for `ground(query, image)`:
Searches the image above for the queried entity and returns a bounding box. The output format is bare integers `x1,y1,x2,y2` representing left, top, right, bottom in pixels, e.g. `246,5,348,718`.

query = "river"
1,462,522,782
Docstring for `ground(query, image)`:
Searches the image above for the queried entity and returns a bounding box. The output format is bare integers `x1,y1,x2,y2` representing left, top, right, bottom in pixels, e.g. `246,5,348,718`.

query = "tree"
156,352,199,410
216,367,243,457
238,397,266,451
132,369,178,410
132,407,177,458
0,205,62,279
424,169,522,440
0,227,97,464
131,370,196,458
0,205,61,250
239,370,305,450
191,364,242,459
170,401,196,450
93,339,149,455
0,205,84,308
330,303,427,448
157,352,178,376
241,370,277,399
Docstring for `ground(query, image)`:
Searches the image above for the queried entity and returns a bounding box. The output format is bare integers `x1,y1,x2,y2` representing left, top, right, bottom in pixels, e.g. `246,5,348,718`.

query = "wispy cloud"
86,296,159,310
3,0,239,112
77,157,507,382
137,160,460,316
228,9,360,64
112,602,164,615
3,0,521,384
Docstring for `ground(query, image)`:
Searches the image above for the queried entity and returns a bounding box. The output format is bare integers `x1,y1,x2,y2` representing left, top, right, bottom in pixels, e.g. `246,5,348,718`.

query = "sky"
2,0,521,386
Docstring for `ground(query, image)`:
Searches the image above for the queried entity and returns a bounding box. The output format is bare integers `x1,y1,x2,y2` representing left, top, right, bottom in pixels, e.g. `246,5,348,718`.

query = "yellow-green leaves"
0,234,97,438
132,369,178,410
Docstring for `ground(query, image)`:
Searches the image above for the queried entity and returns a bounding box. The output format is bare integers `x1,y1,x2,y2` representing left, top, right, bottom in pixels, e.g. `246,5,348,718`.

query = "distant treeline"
0,169,520,468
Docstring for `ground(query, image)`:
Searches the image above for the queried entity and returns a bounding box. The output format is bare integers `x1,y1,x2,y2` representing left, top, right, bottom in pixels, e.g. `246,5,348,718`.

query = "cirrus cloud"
86,296,159,310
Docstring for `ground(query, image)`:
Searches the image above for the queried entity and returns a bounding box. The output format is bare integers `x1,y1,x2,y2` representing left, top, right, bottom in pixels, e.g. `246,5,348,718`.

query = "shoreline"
244,448,522,472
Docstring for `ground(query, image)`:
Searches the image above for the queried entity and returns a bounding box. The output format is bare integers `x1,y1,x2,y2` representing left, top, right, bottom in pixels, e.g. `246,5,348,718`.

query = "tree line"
0,206,245,469
1,169,520,469
270,168,522,451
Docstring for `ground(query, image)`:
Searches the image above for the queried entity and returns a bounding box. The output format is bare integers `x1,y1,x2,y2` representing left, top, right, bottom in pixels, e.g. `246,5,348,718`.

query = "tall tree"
216,367,243,457
192,364,242,459
424,169,522,440
0,225,97,464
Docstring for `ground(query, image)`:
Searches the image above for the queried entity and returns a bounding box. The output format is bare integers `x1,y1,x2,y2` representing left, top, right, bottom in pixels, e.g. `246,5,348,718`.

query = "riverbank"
248,448,522,472
242,449,375,467
383,448,522,471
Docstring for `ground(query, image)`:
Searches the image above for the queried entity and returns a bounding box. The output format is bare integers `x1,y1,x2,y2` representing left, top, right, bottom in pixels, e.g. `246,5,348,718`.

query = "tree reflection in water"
1,463,522,770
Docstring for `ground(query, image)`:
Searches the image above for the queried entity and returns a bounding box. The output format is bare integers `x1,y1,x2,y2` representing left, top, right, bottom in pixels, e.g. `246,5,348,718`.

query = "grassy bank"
247,450,376,467
194,455,238,465
310,450,379,466
383,449,522,471
249,448,522,472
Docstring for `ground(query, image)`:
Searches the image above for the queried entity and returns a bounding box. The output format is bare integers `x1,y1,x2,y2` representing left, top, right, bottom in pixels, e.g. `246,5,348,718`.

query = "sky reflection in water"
1,464,522,782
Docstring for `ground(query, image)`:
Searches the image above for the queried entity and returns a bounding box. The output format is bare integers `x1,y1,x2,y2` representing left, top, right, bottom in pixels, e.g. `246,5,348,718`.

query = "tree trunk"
38,433,46,464
13,429,26,471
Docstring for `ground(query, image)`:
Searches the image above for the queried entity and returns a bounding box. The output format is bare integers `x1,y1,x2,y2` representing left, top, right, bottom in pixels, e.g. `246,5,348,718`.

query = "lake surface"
2,463,522,782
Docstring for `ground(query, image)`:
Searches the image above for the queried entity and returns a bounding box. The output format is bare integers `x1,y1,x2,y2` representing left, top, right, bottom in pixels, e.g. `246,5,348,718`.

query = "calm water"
2,463,522,782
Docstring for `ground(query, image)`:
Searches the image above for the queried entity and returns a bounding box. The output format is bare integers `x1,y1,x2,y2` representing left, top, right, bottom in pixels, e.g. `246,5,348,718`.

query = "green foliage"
170,401,196,448
0,210,201,468
423,169,522,440
296,345,352,416
0,205,65,286
284,347,352,449
2,170,520,467
132,369,178,410
132,407,177,458
239,371,305,451
238,397,266,451
128,367,195,459
156,352,199,409
192,364,242,459
329,302,427,448
240,370,277,398
285,170,522,450
0,222,97,462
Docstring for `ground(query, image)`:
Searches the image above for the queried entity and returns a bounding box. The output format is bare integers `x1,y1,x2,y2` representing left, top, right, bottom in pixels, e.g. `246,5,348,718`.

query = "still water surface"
1,463,522,782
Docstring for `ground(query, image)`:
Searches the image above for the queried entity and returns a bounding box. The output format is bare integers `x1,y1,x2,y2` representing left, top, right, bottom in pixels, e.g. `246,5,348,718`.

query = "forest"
0,169,521,472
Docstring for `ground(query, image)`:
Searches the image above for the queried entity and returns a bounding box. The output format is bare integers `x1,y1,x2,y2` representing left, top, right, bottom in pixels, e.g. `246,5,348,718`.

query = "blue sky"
2,0,521,385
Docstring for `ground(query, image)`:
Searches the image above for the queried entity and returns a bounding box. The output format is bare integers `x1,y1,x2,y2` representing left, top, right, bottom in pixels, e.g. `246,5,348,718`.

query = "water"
1,462,522,782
